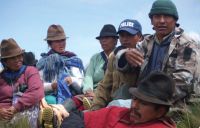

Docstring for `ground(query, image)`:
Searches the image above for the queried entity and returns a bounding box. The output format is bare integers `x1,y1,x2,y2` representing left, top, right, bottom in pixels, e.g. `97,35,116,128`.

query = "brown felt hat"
0,38,24,59
129,71,175,106
44,24,67,41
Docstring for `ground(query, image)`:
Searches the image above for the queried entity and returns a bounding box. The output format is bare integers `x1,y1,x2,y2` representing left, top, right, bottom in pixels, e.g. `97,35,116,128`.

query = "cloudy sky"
1,0,200,66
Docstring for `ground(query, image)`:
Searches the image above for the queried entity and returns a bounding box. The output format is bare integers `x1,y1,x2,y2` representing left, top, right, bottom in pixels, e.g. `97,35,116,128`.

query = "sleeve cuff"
115,48,130,72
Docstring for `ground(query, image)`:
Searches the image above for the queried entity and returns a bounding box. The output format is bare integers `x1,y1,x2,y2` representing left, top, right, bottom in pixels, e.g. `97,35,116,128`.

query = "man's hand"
65,77,72,85
125,48,144,67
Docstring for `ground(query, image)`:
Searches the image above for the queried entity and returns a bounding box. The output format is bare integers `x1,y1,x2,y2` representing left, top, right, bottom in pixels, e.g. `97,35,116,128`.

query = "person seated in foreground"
61,71,176,128
0,38,44,128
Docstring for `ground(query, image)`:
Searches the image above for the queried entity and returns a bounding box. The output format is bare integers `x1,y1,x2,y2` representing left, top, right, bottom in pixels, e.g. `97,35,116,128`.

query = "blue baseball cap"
118,19,142,35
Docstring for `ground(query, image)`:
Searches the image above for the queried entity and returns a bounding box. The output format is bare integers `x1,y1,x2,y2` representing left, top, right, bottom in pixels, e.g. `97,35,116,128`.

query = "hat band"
45,34,66,41
1,49,24,59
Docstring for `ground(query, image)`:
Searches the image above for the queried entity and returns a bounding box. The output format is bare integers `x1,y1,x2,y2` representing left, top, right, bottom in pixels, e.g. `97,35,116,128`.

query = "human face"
4,54,23,71
99,37,117,55
129,97,163,124
151,14,176,41
119,31,141,48
49,39,66,53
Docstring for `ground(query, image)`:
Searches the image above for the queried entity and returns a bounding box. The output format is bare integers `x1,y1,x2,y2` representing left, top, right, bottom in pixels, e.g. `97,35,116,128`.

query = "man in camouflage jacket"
115,0,200,106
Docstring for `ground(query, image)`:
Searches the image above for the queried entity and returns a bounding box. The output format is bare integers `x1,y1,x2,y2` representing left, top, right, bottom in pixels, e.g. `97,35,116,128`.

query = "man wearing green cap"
115,0,200,107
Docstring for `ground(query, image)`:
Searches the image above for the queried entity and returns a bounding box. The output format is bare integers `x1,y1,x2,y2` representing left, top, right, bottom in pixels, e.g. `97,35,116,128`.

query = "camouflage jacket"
115,28,200,104
91,52,139,110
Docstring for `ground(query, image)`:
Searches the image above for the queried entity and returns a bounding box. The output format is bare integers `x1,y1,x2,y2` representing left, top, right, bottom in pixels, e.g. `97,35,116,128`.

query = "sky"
1,0,200,66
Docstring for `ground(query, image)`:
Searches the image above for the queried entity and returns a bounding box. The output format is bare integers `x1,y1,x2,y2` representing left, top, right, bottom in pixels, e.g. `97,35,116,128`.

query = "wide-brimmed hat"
96,24,118,39
44,24,66,41
118,19,142,35
0,38,24,59
129,71,175,106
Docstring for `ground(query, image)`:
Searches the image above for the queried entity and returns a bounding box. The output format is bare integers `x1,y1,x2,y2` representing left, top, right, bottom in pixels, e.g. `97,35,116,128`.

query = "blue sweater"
144,33,174,76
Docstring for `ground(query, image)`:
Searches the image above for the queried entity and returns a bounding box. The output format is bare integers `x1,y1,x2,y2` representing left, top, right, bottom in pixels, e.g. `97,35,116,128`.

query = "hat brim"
1,49,25,59
129,88,172,106
117,28,138,35
44,36,68,41
96,35,119,40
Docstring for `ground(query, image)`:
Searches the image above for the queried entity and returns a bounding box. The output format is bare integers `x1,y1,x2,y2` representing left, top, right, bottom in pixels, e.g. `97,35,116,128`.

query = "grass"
0,114,30,128
175,103,200,128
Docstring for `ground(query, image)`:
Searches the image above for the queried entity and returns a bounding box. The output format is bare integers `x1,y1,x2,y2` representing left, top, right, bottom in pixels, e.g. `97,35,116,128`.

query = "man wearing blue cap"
115,0,200,107
90,19,143,110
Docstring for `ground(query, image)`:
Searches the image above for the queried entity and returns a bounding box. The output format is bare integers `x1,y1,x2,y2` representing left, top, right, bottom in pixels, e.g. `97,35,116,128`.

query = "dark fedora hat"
0,38,24,59
96,24,118,39
129,71,175,106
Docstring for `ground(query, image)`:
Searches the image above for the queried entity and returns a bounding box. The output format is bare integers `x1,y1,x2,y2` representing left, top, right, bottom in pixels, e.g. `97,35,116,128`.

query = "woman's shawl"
37,50,84,103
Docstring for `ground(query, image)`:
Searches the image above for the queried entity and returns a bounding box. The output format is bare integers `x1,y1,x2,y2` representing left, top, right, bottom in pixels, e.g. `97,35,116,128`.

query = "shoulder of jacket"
93,52,101,57
25,66,38,76
143,34,154,41
113,46,126,55
174,28,198,46
142,34,154,47
108,52,115,60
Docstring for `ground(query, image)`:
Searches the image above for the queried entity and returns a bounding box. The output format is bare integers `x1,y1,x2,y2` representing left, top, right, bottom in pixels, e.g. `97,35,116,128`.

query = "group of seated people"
0,0,200,128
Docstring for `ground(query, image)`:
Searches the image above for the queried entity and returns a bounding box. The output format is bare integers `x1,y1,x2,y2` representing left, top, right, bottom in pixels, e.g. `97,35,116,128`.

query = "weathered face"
119,31,141,48
4,54,23,71
151,14,176,40
99,37,117,53
129,97,163,124
49,39,66,53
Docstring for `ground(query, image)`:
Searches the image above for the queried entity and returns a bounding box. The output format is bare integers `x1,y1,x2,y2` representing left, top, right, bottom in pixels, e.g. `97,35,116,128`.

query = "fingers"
65,77,72,85
125,48,144,67
8,106,17,114
51,81,57,90
0,108,14,120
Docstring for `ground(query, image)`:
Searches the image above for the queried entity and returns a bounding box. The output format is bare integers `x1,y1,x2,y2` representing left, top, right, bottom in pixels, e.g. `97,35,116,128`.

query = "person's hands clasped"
0,107,16,121
8,106,18,115
125,48,144,67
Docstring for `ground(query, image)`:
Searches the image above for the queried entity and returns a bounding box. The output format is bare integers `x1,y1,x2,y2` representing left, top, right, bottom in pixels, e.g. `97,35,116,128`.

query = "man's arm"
115,44,144,72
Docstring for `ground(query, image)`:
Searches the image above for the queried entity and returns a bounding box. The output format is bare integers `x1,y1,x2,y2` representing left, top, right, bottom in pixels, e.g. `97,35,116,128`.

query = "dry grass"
175,103,200,128
0,115,30,128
